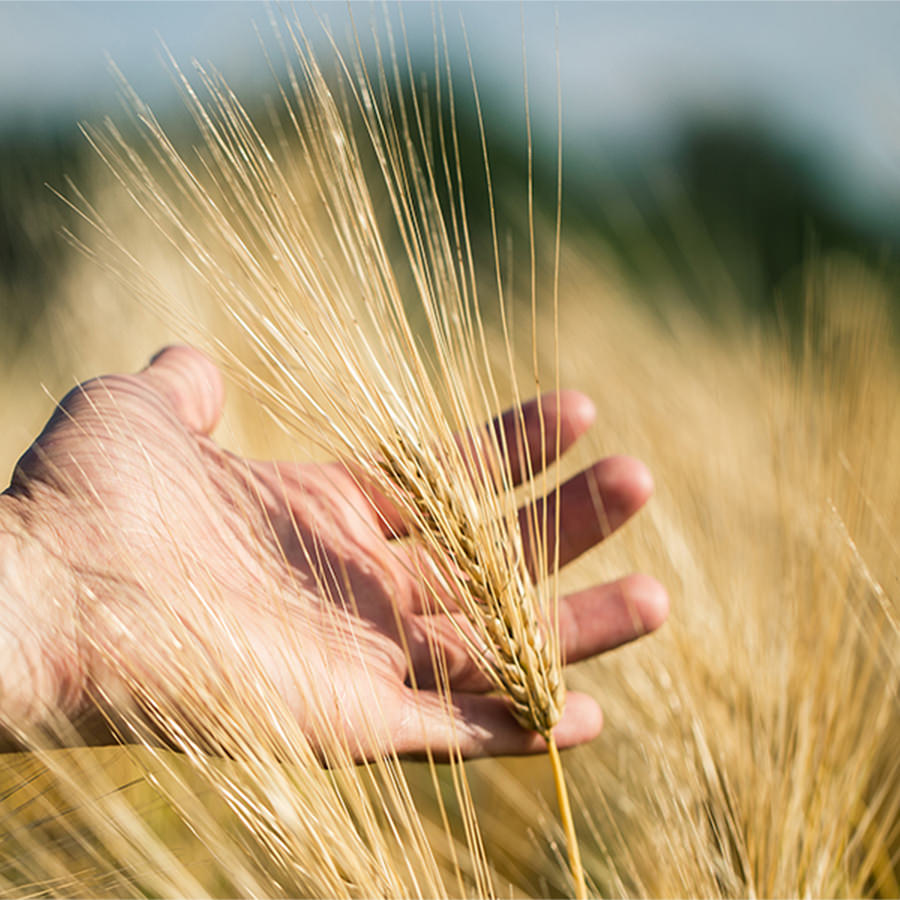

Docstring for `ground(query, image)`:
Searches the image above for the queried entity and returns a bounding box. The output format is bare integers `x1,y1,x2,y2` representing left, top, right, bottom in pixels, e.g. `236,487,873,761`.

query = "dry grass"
553,253,900,898
1,11,899,900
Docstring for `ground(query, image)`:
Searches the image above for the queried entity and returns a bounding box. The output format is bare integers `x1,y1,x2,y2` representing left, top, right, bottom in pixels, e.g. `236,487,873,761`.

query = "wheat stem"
548,733,587,900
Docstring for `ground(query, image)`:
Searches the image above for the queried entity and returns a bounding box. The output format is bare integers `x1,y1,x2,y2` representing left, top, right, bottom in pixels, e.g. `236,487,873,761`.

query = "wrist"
0,492,79,748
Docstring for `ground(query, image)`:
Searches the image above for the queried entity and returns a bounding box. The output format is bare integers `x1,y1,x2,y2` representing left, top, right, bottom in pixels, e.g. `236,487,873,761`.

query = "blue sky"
2,2,899,223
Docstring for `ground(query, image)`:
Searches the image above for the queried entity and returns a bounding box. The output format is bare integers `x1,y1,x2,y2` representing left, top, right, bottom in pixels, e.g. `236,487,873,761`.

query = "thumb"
139,346,225,436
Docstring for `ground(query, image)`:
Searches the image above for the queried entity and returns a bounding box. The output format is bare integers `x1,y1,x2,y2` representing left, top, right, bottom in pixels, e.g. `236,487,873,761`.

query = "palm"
9,347,667,760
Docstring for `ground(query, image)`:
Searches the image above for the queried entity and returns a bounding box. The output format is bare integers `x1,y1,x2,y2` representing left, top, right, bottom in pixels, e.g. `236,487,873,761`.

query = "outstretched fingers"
389,686,603,760
557,573,669,665
476,390,596,488
520,455,654,576
406,572,668,692
364,391,597,537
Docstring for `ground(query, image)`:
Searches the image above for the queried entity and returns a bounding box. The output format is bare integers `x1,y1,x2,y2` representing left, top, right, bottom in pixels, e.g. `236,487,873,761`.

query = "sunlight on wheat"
1,8,898,900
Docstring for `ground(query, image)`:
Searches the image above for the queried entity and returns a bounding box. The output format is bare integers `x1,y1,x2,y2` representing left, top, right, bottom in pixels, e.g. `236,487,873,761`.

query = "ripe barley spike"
76,7,589,897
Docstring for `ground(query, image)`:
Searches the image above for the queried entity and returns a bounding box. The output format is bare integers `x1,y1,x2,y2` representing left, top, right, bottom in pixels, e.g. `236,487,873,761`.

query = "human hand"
0,346,667,760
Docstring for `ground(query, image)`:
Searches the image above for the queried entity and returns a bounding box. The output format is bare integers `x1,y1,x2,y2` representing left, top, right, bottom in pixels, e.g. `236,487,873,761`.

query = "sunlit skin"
0,346,668,760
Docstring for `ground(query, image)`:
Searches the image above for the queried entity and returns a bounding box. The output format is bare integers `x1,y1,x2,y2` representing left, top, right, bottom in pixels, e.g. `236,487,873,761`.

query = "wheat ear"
76,8,588,895
380,432,586,898
380,433,564,735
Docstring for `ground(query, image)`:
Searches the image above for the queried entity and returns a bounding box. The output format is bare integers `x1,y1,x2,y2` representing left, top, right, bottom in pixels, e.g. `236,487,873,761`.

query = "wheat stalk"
378,423,586,897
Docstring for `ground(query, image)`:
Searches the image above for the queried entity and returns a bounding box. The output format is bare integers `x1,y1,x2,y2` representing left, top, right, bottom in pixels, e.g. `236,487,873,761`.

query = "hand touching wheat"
0,346,667,760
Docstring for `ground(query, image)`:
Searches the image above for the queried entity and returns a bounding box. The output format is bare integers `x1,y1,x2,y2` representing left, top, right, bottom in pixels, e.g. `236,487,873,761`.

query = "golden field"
1,22,898,898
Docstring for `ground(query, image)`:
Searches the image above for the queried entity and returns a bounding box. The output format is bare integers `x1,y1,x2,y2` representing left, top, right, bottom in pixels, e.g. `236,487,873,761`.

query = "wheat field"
1,13,899,900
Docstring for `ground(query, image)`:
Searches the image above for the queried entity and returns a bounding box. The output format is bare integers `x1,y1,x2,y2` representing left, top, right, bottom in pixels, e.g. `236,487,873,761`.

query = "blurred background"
3,1,900,352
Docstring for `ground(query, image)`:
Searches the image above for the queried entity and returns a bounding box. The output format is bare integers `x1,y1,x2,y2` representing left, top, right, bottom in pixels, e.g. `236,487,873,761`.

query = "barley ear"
379,432,586,898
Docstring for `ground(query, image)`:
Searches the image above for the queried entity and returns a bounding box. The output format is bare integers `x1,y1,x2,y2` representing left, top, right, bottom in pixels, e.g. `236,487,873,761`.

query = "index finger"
364,391,596,537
